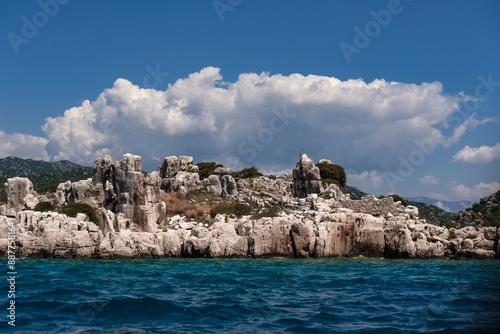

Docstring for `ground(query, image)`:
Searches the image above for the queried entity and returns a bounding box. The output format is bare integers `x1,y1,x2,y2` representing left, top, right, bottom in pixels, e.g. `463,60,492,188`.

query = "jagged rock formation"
159,156,201,193
0,153,498,260
291,154,322,198
3,177,36,216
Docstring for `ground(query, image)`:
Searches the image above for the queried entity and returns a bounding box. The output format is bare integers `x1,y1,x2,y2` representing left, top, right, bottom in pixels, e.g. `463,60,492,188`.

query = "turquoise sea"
2,258,500,333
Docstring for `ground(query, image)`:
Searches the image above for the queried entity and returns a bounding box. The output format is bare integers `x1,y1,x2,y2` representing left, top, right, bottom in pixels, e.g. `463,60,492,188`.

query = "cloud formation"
1,67,472,174
435,201,452,212
451,181,500,201
0,130,49,160
418,175,440,185
453,142,500,163
347,170,384,189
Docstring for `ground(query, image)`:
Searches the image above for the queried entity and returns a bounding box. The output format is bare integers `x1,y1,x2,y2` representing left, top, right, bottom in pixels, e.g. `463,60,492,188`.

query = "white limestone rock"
5,177,34,216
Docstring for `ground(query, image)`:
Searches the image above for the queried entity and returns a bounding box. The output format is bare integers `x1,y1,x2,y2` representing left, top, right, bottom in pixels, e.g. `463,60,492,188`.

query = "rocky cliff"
1,154,498,260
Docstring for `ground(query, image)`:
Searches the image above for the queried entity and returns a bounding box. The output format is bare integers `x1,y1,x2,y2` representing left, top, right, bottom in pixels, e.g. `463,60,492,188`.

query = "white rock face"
54,181,72,207
159,156,199,193
71,179,105,209
5,177,34,216
159,155,194,178
291,154,322,198
0,206,498,260
11,211,101,258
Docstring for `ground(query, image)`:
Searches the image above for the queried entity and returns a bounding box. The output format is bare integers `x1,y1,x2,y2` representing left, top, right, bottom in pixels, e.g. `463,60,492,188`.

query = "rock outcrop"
0,152,498,260
4,177,35,217
159,156,200,193
202,167,238,197
291,154,322,198
2,206,498,260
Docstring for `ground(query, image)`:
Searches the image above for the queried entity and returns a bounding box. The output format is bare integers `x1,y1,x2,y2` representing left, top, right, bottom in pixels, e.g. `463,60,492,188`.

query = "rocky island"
1,153,498,260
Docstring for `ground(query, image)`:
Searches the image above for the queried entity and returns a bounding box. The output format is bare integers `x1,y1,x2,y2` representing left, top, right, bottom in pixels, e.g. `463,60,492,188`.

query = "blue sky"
0,0,499,204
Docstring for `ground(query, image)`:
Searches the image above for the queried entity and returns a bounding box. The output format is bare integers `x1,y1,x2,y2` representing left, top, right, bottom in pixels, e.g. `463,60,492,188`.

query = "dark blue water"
2,258,500,333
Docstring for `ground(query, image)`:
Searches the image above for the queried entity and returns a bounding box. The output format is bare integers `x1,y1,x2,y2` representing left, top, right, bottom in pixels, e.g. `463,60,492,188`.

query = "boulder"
220,175,238,197
203,175,222,195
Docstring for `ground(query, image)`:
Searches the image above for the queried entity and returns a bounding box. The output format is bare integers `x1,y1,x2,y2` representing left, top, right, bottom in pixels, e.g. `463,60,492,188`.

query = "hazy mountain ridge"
405,196,473,213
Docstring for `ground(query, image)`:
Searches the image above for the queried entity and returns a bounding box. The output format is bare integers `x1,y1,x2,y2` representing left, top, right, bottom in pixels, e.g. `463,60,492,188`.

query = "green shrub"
210,202,252,219
196,162,224,180
389,194,408,206
253,206,280,219
36,183,59,194
441,219,455,229
316,163,346,188
472,202,488,214
61,203,99,226
231,167,263,179
448,230,457,240
34,201,55,212
268,175,277,180
483,213,500,227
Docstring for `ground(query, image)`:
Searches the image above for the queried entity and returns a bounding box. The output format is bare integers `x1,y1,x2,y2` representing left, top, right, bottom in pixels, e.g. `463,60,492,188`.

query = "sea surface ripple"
2,258,500,333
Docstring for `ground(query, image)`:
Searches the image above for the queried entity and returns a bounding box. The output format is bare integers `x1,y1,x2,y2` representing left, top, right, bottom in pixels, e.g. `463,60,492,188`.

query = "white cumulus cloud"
451,181,500,202
0,67,471,172
0,130,49,160
347,170,384,188
453,142,500,163
435,201,452,212
418,175,440,185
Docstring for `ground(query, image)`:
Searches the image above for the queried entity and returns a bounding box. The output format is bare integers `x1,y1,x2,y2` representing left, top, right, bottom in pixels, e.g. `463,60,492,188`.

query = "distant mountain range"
0,156,92,190
404,196,473,213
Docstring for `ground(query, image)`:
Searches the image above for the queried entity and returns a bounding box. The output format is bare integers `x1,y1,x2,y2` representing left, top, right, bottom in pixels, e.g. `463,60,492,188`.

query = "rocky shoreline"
1,154,498,260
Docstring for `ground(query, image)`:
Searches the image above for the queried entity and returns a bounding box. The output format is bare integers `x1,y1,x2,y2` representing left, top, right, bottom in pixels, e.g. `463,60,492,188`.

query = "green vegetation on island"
316,162,346,188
